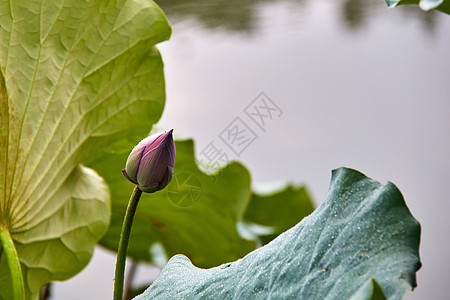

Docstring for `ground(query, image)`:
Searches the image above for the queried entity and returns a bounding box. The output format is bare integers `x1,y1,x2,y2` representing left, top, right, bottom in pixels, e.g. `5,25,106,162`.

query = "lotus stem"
113,186,142,300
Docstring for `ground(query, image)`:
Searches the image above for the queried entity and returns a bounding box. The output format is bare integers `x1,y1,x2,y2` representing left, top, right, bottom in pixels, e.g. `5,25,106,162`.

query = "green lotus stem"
0,226,25,300
113,186,143,300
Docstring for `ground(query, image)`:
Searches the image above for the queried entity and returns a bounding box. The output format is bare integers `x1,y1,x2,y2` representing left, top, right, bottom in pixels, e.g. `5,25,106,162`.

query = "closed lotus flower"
122,129,175,193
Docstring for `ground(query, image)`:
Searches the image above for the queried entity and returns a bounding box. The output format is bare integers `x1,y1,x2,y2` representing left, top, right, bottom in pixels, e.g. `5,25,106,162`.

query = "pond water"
54,1,450,299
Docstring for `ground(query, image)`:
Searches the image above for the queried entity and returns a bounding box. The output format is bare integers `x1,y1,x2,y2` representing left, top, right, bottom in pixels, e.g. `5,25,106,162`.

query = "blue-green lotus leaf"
136,168,421,300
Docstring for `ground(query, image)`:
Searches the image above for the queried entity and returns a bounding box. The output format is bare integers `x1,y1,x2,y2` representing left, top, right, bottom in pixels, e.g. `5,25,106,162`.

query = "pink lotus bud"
122,130,175,193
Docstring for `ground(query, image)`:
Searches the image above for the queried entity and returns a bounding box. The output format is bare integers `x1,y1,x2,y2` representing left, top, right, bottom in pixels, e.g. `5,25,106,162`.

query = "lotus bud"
122,129,175,193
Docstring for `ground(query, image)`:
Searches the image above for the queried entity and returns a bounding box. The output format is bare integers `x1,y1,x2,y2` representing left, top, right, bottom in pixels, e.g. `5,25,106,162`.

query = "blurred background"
53,0,449,299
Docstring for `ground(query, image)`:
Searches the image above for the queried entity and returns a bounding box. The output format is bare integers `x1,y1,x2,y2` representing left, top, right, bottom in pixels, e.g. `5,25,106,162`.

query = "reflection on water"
340,0,439,32
155,0,439,34
155,0,301,34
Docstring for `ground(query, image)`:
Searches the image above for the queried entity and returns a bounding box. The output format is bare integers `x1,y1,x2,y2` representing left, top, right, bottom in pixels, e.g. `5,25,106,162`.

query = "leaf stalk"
0,226,25,300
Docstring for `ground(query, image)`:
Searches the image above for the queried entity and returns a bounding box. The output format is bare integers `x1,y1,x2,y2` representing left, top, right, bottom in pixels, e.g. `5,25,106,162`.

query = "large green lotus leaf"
385,0,450,14
97,139,256,268
136,168,421,300
243,185,315,245
0,0,171,298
